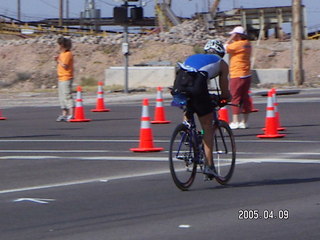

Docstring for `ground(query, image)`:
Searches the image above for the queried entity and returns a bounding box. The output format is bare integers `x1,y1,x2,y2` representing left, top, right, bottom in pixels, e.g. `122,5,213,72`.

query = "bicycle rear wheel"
212,120,236,185
169,123,197,191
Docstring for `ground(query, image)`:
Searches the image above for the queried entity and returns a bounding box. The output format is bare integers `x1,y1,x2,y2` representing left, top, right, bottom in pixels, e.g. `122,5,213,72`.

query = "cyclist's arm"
219,60,231,101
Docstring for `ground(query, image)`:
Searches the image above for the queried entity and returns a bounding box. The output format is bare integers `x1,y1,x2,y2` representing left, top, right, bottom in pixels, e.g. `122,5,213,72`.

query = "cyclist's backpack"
171,68,196,96
172,66,208,96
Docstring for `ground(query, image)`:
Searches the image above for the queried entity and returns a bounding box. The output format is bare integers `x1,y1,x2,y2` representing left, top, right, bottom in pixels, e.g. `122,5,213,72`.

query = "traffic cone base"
130,98,164,152
69,118,91,122
257,133,285,138
130,147,164,152
91,108,110,112
151,120,171,124
0,110,7,120
262,126,286,131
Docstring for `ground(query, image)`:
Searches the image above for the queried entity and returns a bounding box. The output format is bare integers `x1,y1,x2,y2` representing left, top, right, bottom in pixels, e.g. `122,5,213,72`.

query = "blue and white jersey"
178,54,222,79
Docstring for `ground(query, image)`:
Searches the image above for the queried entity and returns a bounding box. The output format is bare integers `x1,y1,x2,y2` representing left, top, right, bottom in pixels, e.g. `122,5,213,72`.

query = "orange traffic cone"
91,81,110,112
218,106,229,123
271,88,285,131
130,98,164,152
69,86,91,122
0,109,7,120
249,90,259,112
257,91,285,138
151,86,171,124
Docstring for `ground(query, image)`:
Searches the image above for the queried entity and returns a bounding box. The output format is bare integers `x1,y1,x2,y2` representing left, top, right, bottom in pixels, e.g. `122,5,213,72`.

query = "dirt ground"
1,35,320,92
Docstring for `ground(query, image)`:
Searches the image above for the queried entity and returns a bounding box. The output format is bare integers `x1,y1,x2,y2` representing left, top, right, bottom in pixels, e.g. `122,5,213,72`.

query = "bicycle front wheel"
212,120,236,185
169,123,197,191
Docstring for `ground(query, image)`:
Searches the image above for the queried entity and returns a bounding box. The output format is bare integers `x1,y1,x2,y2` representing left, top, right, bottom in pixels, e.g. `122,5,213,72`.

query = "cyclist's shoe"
56,115,66,122
203,165,218,179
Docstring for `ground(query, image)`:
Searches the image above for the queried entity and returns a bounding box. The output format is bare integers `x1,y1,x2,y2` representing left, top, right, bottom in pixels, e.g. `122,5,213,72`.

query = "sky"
0,0,319,32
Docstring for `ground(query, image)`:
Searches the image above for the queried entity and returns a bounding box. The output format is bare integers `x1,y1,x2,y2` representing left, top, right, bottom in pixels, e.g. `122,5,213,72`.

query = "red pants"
230,76,252,114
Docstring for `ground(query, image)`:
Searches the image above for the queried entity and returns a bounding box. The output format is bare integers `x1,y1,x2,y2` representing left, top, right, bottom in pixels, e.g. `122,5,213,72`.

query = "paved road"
0,89,319,239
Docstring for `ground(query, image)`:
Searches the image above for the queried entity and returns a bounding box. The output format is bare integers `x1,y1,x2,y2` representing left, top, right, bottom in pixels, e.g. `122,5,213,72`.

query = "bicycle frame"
169,77,236,189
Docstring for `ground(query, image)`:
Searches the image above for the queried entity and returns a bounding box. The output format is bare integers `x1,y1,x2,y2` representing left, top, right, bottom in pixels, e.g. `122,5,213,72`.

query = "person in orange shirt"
225,26,252,129
55,37,74,122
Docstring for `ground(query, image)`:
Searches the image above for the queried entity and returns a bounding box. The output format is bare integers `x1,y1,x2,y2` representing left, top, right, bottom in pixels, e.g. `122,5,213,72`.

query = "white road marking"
0,139,319,143
1,154,320,163
0,170,170,194
0,150,123,153
179,225,191,229
236,140,320,143
13,198,55,204
0,155,167,161
237,158,320,164
0,139,164,143
0,156,319,195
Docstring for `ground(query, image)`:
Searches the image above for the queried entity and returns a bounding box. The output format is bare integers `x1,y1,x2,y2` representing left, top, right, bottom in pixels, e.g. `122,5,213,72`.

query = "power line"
40,0,59,10
97,0,117,7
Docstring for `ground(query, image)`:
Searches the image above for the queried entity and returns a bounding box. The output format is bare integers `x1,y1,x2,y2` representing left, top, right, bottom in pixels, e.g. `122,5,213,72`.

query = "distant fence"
0,22,109,37
0,15,109,37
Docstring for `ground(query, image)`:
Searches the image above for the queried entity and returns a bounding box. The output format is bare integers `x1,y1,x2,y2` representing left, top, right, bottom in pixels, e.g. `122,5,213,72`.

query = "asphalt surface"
0,88,319,240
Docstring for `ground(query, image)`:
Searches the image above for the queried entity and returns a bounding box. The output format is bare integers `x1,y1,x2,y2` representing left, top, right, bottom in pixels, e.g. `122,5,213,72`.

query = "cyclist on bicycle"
172,39,231,177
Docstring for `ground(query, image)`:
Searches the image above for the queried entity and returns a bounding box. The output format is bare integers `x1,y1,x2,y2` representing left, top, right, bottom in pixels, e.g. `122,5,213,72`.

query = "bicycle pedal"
203,175,214,181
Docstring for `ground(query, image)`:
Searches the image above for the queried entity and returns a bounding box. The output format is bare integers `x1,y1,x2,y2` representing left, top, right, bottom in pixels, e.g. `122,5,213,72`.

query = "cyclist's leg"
198,112,214,166
189,71,214,167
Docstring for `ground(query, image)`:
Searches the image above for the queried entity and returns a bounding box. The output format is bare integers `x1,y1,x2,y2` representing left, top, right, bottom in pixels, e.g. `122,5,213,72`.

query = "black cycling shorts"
173,70,213,117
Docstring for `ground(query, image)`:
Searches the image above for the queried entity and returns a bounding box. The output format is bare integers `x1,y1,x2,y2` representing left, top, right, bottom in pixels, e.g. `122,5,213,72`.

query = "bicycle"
169,91,236,191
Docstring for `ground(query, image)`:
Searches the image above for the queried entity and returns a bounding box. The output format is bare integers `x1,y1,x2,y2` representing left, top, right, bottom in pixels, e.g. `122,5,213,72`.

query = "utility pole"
59,0,63,26
292,0,304,86
210,0,221,17
17,0,21,20
66,0,69,19
123,0,129,94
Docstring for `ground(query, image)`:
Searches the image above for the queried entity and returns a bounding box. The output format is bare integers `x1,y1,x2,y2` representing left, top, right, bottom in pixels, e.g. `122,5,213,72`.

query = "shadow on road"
219,177,320,189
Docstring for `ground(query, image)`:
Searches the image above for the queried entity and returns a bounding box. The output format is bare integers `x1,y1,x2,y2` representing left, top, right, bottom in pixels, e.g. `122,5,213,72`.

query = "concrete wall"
252,69,291,85
105,66,176,88
105,66,291,89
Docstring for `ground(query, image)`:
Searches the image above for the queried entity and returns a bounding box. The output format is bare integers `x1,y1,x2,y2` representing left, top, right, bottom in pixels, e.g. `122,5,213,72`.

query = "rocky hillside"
1,19,320,92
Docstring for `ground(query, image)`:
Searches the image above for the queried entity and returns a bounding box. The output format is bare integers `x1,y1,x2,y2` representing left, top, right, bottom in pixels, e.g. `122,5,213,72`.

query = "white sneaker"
66,115,74,121
56,115,66,122
238,122,248,129
229,122,239,129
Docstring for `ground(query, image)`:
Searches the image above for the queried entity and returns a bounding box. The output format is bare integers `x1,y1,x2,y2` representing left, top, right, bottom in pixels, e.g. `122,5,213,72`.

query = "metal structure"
155,0,180,31
80,0,101,31
213,6,307,39
0,2,308,41
0,14,110,36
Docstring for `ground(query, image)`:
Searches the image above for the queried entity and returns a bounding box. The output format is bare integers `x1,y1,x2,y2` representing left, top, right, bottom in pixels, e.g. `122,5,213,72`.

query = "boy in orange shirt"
55,37,74,122
225,26,252,129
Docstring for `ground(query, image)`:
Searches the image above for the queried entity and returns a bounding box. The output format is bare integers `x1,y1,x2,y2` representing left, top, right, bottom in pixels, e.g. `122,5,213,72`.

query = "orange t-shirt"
57,50,73,81
226,40,251,78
